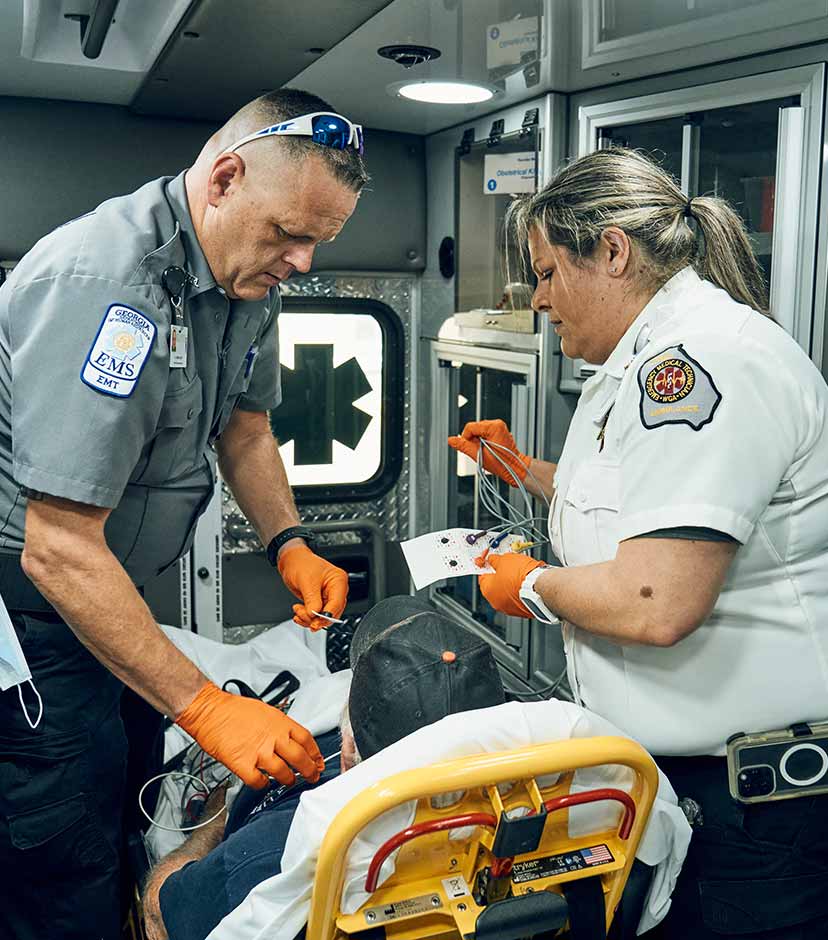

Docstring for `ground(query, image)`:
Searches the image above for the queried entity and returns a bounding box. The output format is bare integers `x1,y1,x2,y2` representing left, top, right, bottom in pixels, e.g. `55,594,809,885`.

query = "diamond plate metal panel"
222,274,416,552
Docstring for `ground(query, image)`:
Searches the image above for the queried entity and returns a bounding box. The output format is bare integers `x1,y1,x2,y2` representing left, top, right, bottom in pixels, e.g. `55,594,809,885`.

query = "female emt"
449,148,828,939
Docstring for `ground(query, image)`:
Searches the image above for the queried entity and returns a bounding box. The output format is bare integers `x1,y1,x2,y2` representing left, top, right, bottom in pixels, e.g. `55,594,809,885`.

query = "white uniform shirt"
548,267,828,756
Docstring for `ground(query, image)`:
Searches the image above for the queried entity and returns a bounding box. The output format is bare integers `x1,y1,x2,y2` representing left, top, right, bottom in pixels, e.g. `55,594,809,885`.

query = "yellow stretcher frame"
308,735,659,940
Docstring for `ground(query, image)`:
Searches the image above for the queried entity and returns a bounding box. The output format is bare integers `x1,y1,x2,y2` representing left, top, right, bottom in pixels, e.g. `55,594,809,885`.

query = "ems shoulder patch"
81,303,156,398
637,343,721,431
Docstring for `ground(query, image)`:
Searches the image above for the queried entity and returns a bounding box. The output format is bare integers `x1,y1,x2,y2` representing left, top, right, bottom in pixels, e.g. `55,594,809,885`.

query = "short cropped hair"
234,88,369,193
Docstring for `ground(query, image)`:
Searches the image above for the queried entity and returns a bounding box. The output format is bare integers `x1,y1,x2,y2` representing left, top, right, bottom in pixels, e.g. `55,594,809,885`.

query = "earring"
609,267,617,273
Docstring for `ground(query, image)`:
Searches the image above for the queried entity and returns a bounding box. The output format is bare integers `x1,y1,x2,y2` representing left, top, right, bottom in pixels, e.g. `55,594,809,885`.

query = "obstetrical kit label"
483,153,537,194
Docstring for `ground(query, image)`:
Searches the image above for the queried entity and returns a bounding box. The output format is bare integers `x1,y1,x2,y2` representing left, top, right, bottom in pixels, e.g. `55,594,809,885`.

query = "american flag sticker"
581,844,614,866
513,844,618,883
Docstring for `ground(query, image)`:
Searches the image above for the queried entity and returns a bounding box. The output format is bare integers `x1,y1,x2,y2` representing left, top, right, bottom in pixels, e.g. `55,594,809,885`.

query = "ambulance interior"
2,1,828,938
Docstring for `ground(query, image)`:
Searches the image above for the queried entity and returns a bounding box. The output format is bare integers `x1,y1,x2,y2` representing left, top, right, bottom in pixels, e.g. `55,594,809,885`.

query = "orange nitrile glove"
175,681,324,789
478,552,548,619
447,419,531,487
277,544,349,631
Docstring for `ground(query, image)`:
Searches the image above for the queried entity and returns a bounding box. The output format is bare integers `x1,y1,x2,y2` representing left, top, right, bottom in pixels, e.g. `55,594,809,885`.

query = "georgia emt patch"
638,344,721,430
81,303,156,398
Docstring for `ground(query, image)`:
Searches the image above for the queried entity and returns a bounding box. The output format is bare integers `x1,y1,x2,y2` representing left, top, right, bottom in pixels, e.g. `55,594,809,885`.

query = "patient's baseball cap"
348,595,506,759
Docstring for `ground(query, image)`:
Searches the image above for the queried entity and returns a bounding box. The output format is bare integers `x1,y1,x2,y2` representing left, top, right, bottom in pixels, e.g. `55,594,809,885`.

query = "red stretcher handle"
542,787,636,840
364,787,636,893
365,812,497,892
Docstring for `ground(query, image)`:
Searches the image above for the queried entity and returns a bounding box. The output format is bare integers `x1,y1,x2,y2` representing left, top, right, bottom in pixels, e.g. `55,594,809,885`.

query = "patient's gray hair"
340,700,362,768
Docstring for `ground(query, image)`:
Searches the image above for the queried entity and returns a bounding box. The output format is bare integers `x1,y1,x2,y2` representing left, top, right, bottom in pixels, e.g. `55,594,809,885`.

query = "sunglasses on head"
225,112,364,156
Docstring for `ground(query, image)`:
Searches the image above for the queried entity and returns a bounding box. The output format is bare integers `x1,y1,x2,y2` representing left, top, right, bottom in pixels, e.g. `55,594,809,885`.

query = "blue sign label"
487,179,497,192
490,26,500,39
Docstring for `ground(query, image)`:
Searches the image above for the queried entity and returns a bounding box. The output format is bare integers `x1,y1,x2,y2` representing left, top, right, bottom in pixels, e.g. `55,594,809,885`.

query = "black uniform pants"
0,609,126,940
648,755,828,938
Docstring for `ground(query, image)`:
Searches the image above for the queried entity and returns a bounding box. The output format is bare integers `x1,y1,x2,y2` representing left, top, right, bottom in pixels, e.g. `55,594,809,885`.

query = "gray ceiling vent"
377,44,441,68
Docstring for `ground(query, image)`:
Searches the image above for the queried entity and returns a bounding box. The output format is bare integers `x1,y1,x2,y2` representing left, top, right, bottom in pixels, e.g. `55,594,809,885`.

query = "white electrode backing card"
400,528,520,590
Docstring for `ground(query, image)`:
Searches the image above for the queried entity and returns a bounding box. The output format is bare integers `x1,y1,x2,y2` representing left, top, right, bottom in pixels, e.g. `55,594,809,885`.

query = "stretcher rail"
308,735,659,940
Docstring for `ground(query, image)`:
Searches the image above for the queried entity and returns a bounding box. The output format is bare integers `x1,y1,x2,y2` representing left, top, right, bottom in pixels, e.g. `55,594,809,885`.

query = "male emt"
0,88,367,940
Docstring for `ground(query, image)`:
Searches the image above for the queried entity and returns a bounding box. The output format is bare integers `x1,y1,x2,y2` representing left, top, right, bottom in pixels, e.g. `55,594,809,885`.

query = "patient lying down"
142,596,506,940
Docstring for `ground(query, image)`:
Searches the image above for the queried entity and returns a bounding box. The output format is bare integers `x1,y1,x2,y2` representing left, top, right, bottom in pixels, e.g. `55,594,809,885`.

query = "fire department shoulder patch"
637,344,721,430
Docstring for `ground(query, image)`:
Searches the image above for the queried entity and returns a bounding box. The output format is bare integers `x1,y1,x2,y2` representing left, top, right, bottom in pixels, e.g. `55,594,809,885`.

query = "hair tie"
683,198,695,219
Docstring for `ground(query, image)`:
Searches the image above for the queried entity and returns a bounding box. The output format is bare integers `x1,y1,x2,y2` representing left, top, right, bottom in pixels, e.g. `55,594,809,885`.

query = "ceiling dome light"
395,81,495,104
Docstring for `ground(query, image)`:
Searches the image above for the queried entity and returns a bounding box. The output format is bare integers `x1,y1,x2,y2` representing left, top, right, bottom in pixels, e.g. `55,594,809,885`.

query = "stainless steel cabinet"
429,339,539,677
422,92,571,691
456,125,540,316
600,97,785,288
561,64,825,391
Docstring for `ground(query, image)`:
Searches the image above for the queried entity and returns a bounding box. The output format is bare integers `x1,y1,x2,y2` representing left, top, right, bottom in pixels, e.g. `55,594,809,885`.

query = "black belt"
0,551,57,614
0,551,145,616
654,754,726,771
654,754,727,830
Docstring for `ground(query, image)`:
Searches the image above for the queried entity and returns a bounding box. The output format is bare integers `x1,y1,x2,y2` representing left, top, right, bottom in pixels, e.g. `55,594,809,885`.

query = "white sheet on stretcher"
207,700,692,939
146,621,348,861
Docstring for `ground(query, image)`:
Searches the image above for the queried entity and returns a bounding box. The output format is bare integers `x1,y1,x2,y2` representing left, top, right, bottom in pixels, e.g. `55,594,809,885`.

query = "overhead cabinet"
565,0,828,89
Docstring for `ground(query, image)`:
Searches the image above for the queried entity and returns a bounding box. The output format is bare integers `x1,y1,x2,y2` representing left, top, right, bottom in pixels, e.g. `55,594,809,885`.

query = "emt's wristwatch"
266,525,316,568
519,565,558,624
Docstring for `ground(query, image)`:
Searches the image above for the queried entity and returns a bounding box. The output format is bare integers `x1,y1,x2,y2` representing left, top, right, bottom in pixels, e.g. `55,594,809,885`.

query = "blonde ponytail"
508,147,770,315
689,195,768,314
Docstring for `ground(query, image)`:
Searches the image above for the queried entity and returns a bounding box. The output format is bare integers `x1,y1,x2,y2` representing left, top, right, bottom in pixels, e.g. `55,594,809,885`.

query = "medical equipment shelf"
427,333,568,696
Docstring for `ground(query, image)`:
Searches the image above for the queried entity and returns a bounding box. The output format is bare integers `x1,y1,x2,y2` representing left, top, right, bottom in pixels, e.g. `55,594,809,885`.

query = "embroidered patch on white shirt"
81,303,156,398
637,343,722,430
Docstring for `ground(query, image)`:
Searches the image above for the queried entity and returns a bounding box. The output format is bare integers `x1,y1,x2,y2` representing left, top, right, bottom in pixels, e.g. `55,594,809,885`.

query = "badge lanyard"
162,266,193,369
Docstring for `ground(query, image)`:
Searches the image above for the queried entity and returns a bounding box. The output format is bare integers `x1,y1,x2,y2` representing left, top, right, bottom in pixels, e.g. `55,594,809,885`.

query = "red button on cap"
442,651,457,663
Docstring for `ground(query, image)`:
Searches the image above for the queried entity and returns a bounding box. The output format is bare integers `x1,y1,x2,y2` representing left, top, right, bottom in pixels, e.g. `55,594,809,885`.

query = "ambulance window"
270,297,403,502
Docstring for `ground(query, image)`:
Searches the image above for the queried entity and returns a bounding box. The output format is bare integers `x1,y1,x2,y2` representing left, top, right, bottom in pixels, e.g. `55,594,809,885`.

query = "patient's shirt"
159,730,342,940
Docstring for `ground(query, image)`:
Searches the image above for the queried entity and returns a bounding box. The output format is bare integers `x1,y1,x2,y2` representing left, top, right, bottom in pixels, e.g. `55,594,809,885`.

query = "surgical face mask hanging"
0,596,43,729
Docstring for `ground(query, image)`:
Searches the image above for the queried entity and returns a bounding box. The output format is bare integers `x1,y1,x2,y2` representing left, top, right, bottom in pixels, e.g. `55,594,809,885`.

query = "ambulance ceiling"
134,0,545,133
131,0,399,121
289,0,544,135
2,0,542,134
0,0,396,113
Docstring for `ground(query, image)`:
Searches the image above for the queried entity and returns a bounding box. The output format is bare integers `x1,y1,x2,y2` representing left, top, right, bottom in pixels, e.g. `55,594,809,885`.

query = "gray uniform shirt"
0,171,281,586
